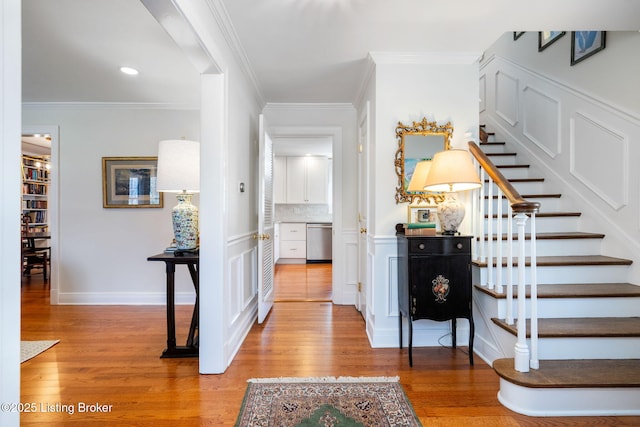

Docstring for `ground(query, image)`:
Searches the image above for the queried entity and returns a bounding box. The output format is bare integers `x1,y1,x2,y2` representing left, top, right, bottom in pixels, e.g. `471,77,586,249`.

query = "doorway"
272,133,335,303
21,126,59,302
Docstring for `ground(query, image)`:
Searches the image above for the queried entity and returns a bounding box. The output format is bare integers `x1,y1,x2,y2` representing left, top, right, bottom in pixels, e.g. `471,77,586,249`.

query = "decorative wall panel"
523,85,561,158
494,71,519,126
479,74,486,113
570,112,628,210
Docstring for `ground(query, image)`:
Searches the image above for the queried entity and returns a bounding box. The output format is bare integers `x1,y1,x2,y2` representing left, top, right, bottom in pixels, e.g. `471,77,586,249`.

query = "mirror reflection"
395,118,452,204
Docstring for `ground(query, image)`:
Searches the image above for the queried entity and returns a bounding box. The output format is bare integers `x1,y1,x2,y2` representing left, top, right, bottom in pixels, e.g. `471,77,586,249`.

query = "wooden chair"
21,214,49,281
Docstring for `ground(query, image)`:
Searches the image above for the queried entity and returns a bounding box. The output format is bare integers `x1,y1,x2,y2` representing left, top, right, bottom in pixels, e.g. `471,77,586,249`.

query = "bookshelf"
22,154,50,232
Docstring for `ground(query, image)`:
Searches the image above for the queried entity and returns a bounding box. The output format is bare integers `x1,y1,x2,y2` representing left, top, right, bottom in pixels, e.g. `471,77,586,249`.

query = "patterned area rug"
20,340,59,363
235,376,422,427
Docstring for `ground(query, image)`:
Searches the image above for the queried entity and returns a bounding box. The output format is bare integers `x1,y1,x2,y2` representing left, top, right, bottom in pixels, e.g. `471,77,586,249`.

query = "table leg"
165,262,177,353
186,264,199,348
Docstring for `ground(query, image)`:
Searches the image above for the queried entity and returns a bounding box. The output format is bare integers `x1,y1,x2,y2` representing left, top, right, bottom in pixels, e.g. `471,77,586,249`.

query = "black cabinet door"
409,253,471,321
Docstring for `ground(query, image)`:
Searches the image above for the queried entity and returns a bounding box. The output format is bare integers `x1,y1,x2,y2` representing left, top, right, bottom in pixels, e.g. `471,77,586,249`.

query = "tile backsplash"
275,204,332,223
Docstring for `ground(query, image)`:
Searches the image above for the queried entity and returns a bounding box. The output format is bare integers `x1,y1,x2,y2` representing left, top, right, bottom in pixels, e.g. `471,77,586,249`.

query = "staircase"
471,127,640,416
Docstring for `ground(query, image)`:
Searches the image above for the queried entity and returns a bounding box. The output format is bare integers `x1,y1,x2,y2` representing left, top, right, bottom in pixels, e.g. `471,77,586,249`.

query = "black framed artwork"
571,31,606,65
538,31,566,52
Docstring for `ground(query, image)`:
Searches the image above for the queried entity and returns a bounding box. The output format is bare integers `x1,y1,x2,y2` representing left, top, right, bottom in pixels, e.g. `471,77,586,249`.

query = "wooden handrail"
468,141,540,214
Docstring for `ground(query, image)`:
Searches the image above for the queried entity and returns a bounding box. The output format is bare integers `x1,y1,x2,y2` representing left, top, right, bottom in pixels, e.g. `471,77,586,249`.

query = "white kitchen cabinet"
285,157,307,204
273,156,287,204
278,222,306,263
285,156,329,204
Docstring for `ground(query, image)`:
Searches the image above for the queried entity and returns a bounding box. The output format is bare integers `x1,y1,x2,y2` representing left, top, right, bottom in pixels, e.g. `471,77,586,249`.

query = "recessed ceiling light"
120,66,139,75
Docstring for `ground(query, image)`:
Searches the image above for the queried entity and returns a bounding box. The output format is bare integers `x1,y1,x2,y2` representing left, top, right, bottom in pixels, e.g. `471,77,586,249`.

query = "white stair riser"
485,197,564,212
485,155,518,166
478,144,507,154
491,296,640,318
484,181,547,194
482,217,580,233
538,337,640,359
494,167,532,180
478,238,603,257
476,265,630,285
498,380,640,416
490,326,640,359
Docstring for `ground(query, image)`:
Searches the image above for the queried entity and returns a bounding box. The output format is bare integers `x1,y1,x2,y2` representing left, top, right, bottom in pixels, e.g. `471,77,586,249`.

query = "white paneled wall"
480,53,640,283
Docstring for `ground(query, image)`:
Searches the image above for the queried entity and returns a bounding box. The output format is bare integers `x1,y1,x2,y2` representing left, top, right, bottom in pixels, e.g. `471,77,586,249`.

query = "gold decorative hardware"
395,118,452,205
253,233,270,240
360,227,367,234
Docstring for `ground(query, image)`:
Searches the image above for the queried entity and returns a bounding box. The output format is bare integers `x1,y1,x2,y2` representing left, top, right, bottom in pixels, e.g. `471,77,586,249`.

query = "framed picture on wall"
571,31,606,66
538,31,565,51
408,205,437,224
102,157,163,208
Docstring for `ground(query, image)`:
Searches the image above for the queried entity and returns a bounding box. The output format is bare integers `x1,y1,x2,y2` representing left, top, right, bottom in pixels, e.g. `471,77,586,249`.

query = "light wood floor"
19,269,640,426
274,263,332,301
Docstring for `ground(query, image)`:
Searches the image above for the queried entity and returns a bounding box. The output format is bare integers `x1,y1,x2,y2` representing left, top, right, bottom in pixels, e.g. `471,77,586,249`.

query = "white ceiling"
22,0,640,106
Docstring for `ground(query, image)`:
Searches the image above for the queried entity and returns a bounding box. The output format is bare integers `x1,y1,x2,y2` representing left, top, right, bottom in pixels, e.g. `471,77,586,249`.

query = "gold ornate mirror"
395,118,452,204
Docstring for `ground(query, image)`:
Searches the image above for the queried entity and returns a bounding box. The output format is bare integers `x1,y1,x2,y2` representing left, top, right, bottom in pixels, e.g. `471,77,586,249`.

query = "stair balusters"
469,141,540,373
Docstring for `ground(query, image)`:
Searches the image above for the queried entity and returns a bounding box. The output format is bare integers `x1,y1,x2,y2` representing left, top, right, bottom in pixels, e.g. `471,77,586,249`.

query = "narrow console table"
396,230,474,367
147,252,199,358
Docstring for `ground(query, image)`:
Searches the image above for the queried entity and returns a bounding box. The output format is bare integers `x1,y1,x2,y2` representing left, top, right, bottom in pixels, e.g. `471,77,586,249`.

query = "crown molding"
263,103,356,112
21,102,199,111
205,0,265,107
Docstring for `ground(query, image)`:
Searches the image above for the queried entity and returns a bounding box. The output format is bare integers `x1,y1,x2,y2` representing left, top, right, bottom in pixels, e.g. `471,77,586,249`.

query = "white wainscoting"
367,236,462,349
225,232,258,367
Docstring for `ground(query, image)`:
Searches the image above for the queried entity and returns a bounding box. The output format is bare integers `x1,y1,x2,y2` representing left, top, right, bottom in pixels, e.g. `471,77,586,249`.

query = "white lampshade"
407,160,432,192
423,149,481,193
156,139,200,193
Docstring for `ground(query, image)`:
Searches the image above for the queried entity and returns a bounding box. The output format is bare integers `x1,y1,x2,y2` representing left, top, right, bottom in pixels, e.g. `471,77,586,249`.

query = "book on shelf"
404,222,437,236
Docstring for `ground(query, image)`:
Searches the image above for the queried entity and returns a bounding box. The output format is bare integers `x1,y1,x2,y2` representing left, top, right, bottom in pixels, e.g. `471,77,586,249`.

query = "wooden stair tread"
476,283,640,299
486,193,561,199
491,317,640,338
487,211,582,218
497,164,529,168
481,231,605,241
479,141,505,146
485,178,544,183
493,358,640,388
486,152,517,156
473,255,633,268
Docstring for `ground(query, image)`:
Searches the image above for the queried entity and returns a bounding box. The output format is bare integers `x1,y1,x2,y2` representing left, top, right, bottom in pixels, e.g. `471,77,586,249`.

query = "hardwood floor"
19,272,640,426
274,263,332,301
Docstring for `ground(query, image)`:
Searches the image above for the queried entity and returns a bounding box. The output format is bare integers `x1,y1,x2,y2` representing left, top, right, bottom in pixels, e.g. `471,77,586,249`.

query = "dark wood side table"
147,252,199,358
396,231,474,367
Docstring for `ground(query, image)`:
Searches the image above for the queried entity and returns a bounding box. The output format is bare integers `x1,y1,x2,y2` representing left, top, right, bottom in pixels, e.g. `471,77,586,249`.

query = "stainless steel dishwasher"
306,223,332,263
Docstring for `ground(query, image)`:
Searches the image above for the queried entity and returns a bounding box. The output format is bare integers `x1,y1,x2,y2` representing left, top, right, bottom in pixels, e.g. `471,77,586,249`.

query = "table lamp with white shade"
407,160,432,193
423,149,481,235
156,139,200,252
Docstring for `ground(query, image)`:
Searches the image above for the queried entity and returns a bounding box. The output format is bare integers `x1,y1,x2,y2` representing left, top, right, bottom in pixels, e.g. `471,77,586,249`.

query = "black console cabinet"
397,230,474,366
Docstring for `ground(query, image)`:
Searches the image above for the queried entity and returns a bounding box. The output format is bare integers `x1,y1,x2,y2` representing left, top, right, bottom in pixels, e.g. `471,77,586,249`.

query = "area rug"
20,340,59,363
235,376,422,427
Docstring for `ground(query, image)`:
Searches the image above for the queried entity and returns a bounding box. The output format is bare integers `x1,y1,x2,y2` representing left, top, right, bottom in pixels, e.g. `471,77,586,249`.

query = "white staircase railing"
469,141,541,372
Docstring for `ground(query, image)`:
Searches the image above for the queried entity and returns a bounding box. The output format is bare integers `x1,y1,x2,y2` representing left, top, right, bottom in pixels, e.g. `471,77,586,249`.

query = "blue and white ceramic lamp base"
172,193,199,250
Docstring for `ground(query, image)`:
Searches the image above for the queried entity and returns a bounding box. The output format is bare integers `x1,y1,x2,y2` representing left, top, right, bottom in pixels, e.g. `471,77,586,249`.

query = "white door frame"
269,126,344,303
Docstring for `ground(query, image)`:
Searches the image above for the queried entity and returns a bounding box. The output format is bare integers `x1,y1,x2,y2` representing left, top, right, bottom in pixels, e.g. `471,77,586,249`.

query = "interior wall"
363,57,481,347
22,106,200,304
